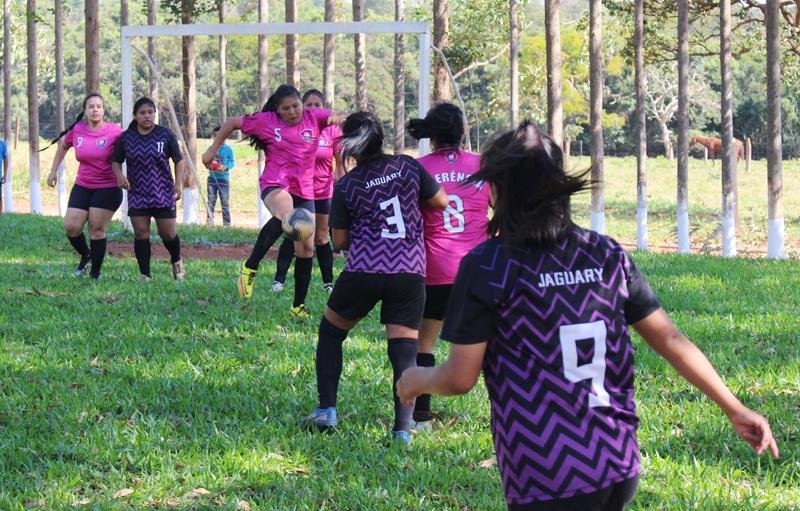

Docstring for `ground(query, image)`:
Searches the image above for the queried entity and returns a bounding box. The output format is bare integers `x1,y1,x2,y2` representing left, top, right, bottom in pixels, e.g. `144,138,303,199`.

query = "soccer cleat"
390,430,413,447
411,420,433,433
73,255,91,277
323,283,334,294
290,304,311,319
172,259,186,280
237,262,257,298
140,274,153,283
305,406,338,431
271,281,285,293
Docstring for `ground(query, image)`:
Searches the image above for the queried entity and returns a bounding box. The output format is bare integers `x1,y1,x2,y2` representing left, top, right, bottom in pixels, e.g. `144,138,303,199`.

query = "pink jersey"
64,122,123,189
420,149,490,285
313,124,342,200
240,108,331,200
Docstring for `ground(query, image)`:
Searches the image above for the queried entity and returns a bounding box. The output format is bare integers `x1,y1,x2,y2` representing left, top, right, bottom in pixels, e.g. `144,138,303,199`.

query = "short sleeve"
623,253,660,324
240,112,272,140
329,184,351,230
418,164,441,201
309,108,332,130
165,131,183,162
441,252,495,345
111,133,126,163
63,129,74,149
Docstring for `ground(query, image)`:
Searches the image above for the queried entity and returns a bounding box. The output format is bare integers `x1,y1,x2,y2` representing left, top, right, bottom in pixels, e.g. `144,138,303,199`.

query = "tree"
634,0,646,250
433,0,451,102
394,0,405,153
323,0,335,107
353,0,367,109
27,0,41,213
766,0,783,258
509,0,519,126
720,0,737,256
257,0,269,226
147,0,158,112
85,0,99,93
55,0,66,216
2,0,10,142
676,0,689,253
285,0,298,87
589,0,603,233
545,0,563,147
218,0,227,122
121,0,128,25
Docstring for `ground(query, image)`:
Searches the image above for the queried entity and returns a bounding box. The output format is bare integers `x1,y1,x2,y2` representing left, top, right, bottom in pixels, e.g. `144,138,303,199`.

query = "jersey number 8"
443,194,466,234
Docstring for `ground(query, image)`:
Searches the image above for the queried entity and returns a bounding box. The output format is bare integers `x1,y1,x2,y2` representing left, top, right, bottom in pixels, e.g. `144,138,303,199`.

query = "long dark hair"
407,102,464,148
128,97,157,130
248,84,302,151
302,88,324,104
466,122,593,247
337,112,384,165
43,93,104,150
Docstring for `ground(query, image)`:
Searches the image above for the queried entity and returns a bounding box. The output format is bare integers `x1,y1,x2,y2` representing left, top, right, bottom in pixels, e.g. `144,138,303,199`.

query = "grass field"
1,213,799,510
4,140,800,256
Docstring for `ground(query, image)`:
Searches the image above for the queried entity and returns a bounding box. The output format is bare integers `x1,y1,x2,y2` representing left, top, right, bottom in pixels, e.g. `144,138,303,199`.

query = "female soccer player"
203,85,345,318
306,112,448,445
397,123,778,509
112,97,187,281
46,93,123,280
272,89,342,294
407,103,491,430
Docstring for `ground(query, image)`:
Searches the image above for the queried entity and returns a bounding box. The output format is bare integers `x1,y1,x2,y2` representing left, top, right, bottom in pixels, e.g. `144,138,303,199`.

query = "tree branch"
452,43,510,80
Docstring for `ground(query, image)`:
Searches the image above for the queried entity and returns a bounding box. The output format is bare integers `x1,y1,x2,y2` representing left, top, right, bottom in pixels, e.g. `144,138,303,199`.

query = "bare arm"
173,159,187,201
1,155,8,184
46,141,69,187
397,342,487,407
111,162,130,189
424,186,449,210
332,228,349,251
202,117,241,168
634,309,779,458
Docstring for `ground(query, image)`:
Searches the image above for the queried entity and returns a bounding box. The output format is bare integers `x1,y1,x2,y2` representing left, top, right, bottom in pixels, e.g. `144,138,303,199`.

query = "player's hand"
396,367,426,408
173,185,182,202
201,150,214,169
47,172,57,188
727,408,779,459
117,174,130,190
328,112,348,126
1,175,5,184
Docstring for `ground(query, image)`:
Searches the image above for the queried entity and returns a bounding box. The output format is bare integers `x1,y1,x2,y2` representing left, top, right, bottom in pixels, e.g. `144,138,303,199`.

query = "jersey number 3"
379,196,407,239
559,321,611,408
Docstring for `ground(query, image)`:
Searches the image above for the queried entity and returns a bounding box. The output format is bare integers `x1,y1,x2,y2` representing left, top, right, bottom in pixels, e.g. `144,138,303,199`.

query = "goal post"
120,21,432,226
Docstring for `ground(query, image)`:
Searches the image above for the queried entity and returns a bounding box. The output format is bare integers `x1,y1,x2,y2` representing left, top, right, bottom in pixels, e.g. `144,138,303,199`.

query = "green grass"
0,213,798,510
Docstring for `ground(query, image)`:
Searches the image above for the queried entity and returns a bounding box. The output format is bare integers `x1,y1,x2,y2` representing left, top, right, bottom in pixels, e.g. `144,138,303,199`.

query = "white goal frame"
121,22,432,226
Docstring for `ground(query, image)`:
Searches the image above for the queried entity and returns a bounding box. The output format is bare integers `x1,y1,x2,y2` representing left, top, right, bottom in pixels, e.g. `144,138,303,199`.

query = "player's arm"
332,228,349,251
397,342,486,407
329,186,350,250
111,140,130,189
46,140,69,188
425,187,448,209
418,164,448,209
202,117,240,168
173,159,186,201
633,309,779,459
2,153,9,184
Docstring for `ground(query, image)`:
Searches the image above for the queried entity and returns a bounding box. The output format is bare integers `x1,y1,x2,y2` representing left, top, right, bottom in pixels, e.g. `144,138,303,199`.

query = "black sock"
89,238,107,278
387,338,418,433
68,233,90,258
134,238,152,277
245,217,283,270
274,237,295,284
315,242,334,284
316,317,348,408
293,256,313,307
413,352,436,422
163,235,181,263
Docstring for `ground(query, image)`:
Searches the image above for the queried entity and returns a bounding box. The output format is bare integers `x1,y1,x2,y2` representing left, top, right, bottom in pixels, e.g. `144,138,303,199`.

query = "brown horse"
690,134,744,161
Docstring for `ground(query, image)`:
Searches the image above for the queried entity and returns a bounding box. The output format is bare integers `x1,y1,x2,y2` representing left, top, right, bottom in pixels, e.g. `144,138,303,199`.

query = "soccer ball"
281,208,315,241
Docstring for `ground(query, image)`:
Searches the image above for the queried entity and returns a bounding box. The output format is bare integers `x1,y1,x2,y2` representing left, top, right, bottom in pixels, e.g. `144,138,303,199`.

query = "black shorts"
67,184,122,212
509,476,639,511
261,186,315,213
327,271,425,330
128,206,177,219
423,284,453,321
314,198,331,215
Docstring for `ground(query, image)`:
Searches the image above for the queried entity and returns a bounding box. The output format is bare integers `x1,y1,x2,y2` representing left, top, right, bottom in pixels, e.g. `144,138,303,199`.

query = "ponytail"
337,112,384,165
42,93,104,151
407,102,465,148
248,84,302,152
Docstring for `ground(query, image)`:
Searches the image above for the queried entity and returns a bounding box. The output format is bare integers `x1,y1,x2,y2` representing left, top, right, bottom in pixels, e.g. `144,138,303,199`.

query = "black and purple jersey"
442,227,660,506
330,154,441,275
112,125,183,209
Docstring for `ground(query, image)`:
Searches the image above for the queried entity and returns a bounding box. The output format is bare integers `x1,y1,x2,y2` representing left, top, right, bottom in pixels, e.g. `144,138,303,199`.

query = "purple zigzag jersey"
113,125,182,209
331,154,439,275
442,227,660,506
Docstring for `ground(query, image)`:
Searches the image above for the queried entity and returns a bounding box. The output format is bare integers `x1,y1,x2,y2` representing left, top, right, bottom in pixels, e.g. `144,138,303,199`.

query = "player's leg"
413,284,452,428
272,237,295,291
130,212,153,280
314,200,334,292
290,197,316,317
155,210,183,280
64,185,91,275
507,475,638,511
85,187,121,280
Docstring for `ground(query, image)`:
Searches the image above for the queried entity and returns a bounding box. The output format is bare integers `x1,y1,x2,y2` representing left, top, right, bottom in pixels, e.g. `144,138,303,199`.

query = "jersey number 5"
443,194,466,234
274,128,282,142
379,196,407,239
559,321,611,408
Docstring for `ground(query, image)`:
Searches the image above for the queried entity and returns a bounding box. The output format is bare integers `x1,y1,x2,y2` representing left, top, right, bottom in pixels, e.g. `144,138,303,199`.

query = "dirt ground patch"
107,241,276,261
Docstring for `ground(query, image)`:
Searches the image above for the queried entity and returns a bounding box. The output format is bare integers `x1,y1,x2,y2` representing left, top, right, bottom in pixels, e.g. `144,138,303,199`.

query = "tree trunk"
720,0,736,256
258,0,270,227
84,0,100,94
181,0,198,224
634,0,646,250
589,0,604,233
353,0,367,110
545,0,563,147
509,0,519,126
323,0,335,107
676,0,689,253
56,0,67,217
285,0,299,87
658,122,674,161
766,0,783,258
27,0,41,213
393,0,405,153
219,1,227,123
120,0,128,26
432,0,450,102
2,0,12,211
147,0,158,116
